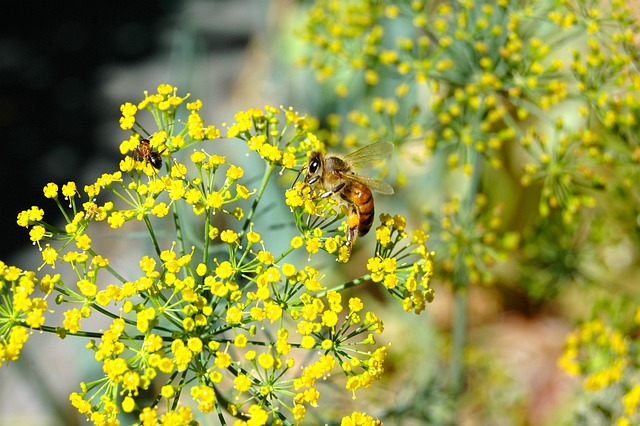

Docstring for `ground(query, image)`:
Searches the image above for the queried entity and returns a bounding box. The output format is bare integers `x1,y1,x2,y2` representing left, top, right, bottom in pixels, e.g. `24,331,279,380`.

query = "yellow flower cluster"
367,214,435,314
300,0,640,222
301,0,573,164
558,316,640,424
296,0,640,423
285,181,353,260
0,84,434,425
426,195,518,288
0,264,44,365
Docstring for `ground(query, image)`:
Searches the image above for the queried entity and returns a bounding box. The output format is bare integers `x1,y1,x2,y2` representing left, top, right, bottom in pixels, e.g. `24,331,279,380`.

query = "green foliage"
297,0,640,423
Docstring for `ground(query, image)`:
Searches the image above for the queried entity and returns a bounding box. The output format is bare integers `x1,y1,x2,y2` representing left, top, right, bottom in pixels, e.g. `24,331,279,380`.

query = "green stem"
449,148,481,419
143,215,162,258
53,197,72,224
202,210,211,280
173,200,187,260
26,323,105,339
314,274,371,299
87,248,128,283
239,163,276,240
273,246,295,264
450,273,468,400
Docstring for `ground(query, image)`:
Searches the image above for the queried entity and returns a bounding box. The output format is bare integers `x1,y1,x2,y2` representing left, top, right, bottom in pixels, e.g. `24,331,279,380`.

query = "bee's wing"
344,174,395,195
344,141,394,168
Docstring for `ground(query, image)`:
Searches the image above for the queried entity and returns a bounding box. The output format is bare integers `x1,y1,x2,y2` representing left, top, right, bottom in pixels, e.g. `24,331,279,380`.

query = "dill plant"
0,84,435,425
297,0,640,423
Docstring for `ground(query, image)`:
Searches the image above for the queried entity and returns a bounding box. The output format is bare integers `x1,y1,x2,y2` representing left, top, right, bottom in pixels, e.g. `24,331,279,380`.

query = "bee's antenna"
290,168,303,189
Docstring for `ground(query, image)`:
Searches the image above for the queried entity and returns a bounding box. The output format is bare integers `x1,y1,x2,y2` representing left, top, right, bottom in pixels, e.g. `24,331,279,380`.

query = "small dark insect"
133,138,166,171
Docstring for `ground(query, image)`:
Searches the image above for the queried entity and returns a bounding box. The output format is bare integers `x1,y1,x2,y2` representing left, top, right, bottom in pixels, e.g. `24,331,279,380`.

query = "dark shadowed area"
0,2,180,260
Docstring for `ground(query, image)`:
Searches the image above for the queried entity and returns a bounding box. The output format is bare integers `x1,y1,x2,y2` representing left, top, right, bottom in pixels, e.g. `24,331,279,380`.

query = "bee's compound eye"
309,158,320,174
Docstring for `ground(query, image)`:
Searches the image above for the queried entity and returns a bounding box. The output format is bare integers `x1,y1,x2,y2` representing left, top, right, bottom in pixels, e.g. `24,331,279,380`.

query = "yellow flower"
216,261,234,279
341,411,381,426
231,206,244,220
257,251,275,265
265,301,283,322
206,191,224,209
195,263,207,276
107,211,126,229
151,202,169,217
208,154,226,167
306,238,321,254
170,162,187,179
214,351,231,369
167,179,185,200
120,101,137,117
62,182,78,199
41,245,58,267
322,310,338,328
282,263,296,278
209,226,219,240
191,384,216,413
75,234,92,251
226,306,243,324
185,337,202,354
235,184,252,199
365,69,379,85
375,226,391,246
234,334,248,348
325,237,338,253
43,183,58,198
234,374,252,393
258,352,275,370
157,83,174,95
144,334,163,353
282,152,296,169
63,308,82,334
246,230,261,244
29,225,47,245
18,206,44,227
247,405,269,425
383,274,398,289
221,229,239,244
623,384,640,416
185,188,202,205
186,99,203,111
190,150,206,165
285,188,304,208
226,165,244,180
349,297,364,312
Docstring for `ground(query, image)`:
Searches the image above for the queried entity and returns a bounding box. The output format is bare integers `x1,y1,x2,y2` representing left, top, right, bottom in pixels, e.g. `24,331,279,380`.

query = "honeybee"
304,141,394,256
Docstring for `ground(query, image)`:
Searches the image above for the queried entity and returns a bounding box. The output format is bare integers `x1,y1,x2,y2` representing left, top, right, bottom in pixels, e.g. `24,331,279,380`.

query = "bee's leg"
320,182,346,198
344,207,359,257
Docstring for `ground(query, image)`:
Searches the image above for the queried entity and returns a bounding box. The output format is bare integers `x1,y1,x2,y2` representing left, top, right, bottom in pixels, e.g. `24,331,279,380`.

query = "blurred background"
3,0,637,425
